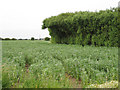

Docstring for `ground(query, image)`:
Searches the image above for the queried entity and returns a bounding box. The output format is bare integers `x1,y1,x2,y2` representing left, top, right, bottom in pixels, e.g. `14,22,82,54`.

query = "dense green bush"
42,8,119,47
11,38,17,40
45,37,50,41
4,38,11,40
31,37,35,40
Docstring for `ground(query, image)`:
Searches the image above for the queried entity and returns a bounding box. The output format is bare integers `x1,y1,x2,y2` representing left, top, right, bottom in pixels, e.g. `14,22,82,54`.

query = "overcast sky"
0,0,119,39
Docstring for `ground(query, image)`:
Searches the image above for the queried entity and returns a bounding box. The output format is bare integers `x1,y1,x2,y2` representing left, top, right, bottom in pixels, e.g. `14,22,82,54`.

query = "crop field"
2,40,118,88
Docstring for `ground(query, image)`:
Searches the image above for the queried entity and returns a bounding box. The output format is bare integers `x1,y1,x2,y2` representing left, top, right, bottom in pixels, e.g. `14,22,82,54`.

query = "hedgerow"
42,8,119,47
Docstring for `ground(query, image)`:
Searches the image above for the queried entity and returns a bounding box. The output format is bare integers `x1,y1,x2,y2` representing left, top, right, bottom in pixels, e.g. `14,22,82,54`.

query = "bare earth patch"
65,73,82,88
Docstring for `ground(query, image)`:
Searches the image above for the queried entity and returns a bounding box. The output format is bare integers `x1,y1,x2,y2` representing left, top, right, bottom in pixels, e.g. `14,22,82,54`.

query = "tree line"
42,7,119,47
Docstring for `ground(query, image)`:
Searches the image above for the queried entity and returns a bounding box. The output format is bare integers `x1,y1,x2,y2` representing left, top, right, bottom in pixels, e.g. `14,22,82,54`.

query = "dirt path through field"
11,63,82,88
25,64,29,73
24,63,82,88
65,73,82,88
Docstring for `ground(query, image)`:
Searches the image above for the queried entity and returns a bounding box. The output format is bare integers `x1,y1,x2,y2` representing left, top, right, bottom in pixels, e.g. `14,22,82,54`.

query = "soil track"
25,64,29,73
65,73,82,88
12,63,82,88
24,64,82,88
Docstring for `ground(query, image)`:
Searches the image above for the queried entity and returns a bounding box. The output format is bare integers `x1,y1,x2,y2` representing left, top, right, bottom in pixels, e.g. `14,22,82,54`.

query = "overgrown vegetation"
31,37,35,40
2,40,118,88
42,8,119,47
45,37,50,41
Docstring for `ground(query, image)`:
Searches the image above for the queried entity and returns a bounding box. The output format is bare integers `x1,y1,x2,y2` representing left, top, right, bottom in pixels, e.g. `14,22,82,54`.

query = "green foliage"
2,38,17,40
11,38,17,40
45,37,50,41
18,38,23,40
31,37,35,40
2,72,11,88
2,40,118,88
0,37,2,40
4,38,11,40
42,7,118,47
